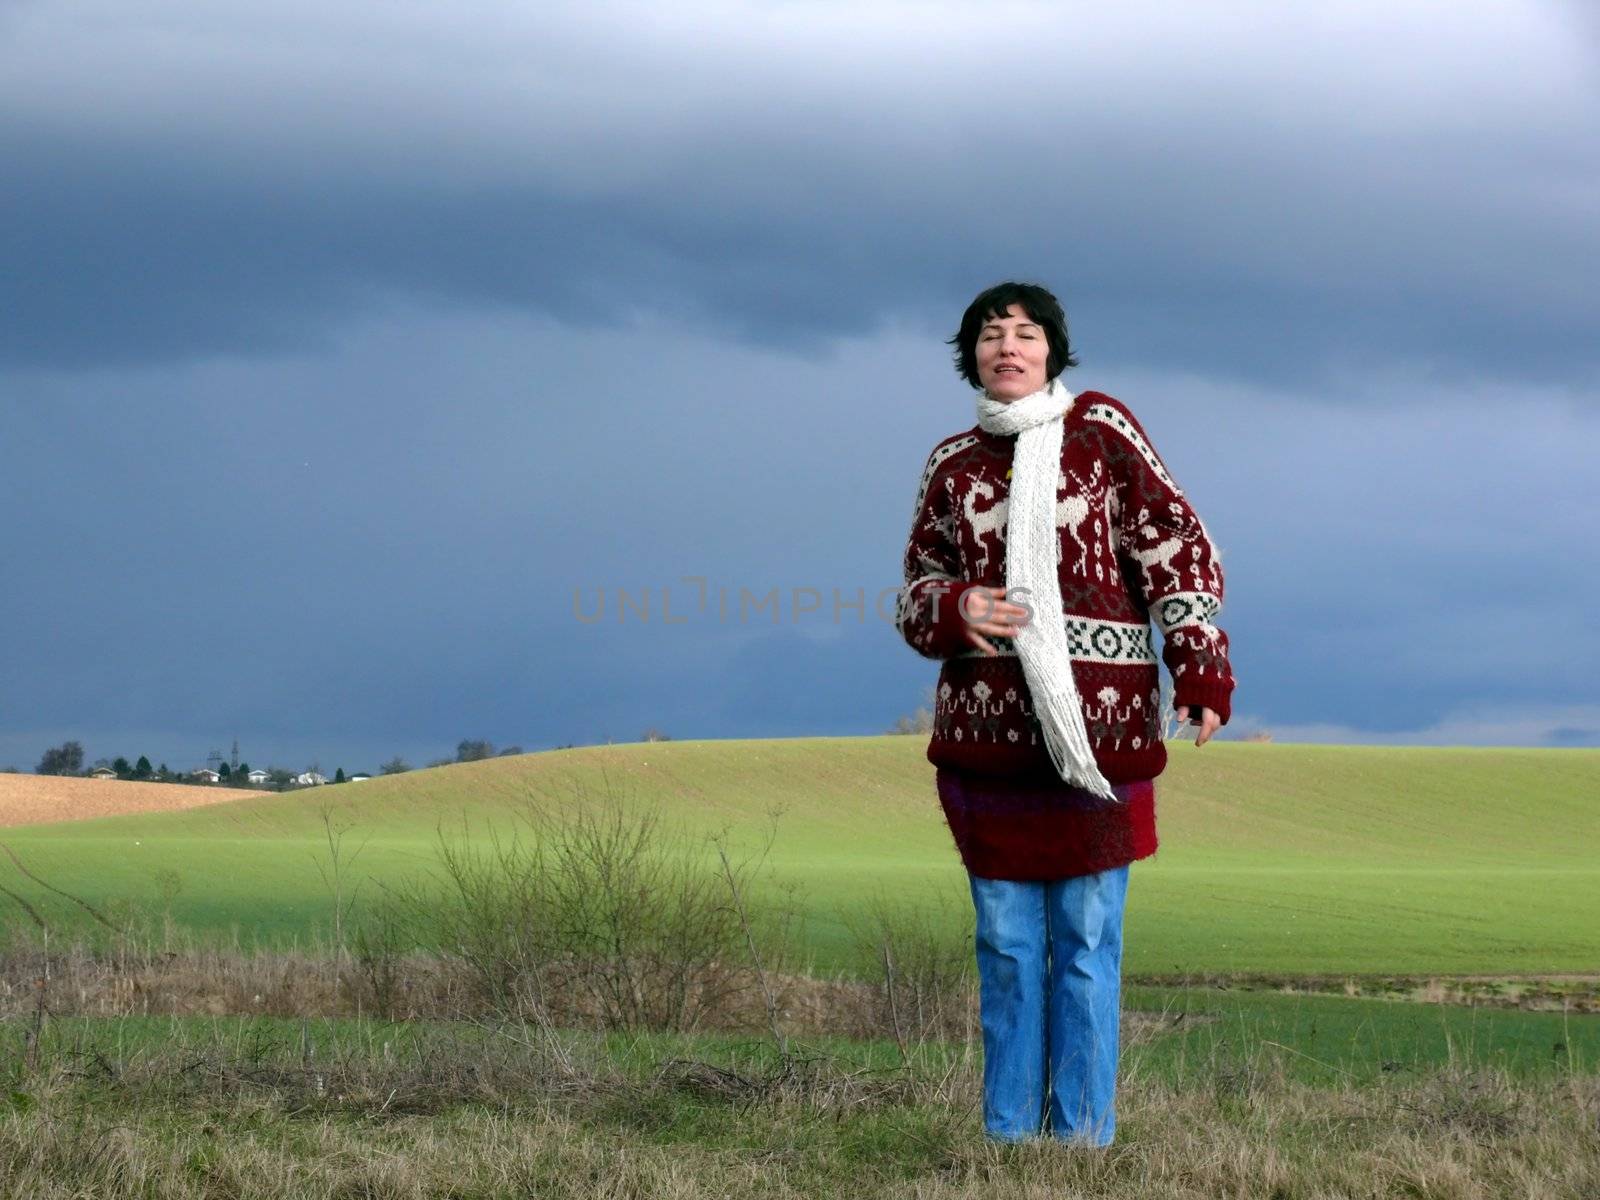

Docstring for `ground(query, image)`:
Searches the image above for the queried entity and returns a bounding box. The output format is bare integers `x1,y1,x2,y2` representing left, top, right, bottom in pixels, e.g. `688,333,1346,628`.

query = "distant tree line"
24,739,333,790
6,733,659,785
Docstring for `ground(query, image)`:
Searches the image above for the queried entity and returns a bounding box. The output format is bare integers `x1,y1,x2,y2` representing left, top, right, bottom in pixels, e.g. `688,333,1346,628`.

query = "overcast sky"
4,1,1597,773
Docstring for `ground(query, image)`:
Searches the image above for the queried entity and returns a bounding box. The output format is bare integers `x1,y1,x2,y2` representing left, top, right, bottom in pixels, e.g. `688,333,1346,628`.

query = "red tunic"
936,769,1158,881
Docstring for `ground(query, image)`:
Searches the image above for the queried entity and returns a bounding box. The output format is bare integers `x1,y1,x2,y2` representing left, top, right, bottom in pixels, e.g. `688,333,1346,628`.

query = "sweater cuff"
927,581,981,658
1174,678,1233,726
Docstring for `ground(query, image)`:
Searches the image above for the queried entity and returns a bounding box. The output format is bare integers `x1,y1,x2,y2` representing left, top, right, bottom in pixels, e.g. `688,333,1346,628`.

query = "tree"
235,761,251,785
36,741,84,776
112,756,133,779
379,756,410,775
455,739,494,763
497,745,524,757
334,767,346,783
268,768,293,786
218,762,232,780
135,755,153,779
641,728,671,743
887,686,936,735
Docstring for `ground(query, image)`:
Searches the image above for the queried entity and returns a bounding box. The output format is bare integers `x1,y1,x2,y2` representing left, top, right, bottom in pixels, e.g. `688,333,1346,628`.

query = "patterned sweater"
895,390,1234,785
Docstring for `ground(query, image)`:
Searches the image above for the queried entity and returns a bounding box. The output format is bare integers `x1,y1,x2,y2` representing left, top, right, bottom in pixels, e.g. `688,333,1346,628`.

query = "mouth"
994,365,1023,376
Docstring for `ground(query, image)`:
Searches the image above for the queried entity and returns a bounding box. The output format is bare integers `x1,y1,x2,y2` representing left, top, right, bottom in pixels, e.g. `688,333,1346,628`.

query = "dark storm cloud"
4,2,1597,770
3,307,1594,769
3,1,1597,387
0,312,964,768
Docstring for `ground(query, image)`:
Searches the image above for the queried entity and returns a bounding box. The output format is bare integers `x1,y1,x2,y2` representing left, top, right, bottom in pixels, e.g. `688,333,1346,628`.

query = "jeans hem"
983,1131,1042,1145
1053,1130,1114,1149
982,1129,1115,1149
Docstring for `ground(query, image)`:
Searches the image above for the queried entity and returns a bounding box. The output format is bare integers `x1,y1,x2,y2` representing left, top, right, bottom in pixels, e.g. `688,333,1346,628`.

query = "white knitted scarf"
976,377,1118,801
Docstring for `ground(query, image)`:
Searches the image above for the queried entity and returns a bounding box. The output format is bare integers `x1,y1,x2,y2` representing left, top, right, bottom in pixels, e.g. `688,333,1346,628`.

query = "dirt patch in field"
1134,972,1600,1014
0,774,266,828
0,949,1224,1042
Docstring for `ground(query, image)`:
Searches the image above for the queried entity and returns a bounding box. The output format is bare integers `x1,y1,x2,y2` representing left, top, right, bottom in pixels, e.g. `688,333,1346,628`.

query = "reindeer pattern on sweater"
896,390,1235,784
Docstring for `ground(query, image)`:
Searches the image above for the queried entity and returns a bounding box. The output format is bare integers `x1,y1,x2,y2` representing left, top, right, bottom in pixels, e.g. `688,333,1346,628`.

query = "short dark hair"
947,281,1078,388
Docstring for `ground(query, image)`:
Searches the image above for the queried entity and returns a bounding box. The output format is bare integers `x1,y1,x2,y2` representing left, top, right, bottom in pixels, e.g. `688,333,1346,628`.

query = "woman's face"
975,304,1050,401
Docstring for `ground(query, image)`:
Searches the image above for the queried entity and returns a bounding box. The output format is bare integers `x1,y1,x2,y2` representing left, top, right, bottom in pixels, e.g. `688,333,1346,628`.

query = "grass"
1,738,1596,977
1123,986,1598,1084
3,732,1587,1200
16,980,1596,1086
0,1005,1595,1199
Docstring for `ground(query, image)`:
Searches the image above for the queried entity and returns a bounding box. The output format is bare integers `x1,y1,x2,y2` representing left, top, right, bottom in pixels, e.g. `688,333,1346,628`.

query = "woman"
894,281,1234,1146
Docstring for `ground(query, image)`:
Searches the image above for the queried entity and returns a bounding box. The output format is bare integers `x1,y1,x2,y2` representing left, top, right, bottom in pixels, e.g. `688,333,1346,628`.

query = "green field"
2,738,1596,976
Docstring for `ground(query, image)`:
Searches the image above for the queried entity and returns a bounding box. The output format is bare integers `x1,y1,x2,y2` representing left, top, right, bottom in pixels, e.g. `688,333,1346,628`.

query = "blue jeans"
968,865,1130,1146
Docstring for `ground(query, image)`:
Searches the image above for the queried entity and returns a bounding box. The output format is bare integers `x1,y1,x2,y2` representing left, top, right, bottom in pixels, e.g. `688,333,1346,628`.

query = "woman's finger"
964,629,999,656
962,589,1029,619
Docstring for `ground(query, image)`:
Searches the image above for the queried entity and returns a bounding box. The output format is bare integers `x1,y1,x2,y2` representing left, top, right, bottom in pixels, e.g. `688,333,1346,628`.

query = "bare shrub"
845,890,976,1053
349,894,419,1020
0,783,798,1037
398,777,783,1034
888,686,937,735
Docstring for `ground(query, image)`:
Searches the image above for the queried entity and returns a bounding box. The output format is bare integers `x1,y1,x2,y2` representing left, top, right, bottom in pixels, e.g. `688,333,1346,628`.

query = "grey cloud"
5,3,1597,769
0,312,951,768
1090,367,1600,729
3,310,1594,769
2,2,1597,387
1229,704,1600,748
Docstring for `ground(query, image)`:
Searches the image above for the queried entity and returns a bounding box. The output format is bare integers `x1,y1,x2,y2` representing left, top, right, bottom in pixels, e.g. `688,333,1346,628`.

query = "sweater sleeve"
895,444,980,660
1088,396,1236,724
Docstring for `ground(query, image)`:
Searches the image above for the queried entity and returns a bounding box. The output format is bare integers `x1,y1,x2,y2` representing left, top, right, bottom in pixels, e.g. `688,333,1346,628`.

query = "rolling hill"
0,738,1594,976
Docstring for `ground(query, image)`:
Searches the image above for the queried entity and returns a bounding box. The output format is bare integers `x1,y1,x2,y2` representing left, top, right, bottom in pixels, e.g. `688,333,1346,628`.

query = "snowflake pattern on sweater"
895,390,1235,784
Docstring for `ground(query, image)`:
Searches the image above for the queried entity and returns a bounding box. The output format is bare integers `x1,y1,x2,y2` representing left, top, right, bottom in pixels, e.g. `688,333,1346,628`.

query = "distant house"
190,768,221,784
348,773,372,783
293,771,327,787
246,768,270,785
89,766,118,780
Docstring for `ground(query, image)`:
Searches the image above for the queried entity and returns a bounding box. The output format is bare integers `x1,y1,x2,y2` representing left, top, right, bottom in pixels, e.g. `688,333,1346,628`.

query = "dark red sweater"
895,390,1235,877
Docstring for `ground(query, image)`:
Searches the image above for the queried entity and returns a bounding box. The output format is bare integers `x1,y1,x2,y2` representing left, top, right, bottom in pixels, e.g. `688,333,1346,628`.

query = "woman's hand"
1176,705,1221,747
959,585,1032,656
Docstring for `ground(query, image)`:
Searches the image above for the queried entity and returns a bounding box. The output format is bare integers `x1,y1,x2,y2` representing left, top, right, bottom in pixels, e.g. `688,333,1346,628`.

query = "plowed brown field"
0,774,266,828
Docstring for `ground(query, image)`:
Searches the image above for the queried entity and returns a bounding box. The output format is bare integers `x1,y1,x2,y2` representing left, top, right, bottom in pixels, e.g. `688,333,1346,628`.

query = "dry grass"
0,1021,1594,1199
0,937,1206,1056
0,932,1593,1198
0,774,264,828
